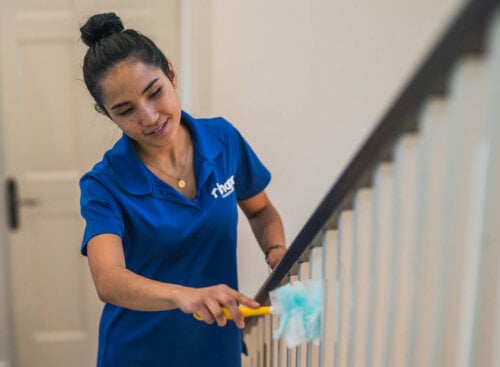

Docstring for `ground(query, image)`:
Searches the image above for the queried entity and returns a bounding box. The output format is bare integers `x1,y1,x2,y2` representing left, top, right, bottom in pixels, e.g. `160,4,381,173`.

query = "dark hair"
80,12,172,115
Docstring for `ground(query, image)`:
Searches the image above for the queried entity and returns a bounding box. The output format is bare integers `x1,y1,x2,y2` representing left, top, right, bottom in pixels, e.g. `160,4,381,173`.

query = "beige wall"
0,6,12,361
180,0,465,296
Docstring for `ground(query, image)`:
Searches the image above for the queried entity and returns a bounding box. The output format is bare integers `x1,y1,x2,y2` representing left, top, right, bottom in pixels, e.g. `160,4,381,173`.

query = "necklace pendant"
177,179,186,189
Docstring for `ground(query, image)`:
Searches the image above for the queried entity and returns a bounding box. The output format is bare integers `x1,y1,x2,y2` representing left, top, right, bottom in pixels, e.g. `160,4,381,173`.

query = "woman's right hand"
173,284,260,329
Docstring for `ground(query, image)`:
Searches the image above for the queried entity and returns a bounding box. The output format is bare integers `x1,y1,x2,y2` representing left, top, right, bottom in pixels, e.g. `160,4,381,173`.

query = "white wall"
181,0,465,296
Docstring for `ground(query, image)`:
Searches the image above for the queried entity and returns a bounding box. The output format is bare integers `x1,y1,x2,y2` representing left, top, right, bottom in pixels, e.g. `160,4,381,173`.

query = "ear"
94,103,111,119
167,60,178,89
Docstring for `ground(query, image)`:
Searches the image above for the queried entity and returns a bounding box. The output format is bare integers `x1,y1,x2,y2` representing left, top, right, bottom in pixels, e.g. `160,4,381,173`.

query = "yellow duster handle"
194,306,271,321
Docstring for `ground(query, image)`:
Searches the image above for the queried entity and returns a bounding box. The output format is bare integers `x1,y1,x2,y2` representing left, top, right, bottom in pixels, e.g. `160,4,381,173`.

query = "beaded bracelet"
265,244,286,264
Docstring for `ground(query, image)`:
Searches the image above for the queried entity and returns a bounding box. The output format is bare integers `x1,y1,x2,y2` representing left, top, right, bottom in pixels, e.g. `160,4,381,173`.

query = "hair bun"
80,12,124,47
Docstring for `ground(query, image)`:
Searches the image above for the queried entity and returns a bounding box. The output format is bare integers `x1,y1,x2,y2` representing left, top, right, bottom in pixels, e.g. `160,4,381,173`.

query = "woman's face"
99,60,182,150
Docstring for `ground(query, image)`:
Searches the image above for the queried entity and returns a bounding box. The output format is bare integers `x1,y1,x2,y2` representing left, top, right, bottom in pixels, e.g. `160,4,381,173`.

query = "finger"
194,305,215,325
224,303,245,329
212,292,244,328
234,293,260,309
207,301,228,328
219,286,259,308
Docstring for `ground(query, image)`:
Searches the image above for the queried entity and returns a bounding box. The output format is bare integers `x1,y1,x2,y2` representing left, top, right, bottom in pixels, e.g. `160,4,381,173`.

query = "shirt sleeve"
226,121,271,201
79,174,125,256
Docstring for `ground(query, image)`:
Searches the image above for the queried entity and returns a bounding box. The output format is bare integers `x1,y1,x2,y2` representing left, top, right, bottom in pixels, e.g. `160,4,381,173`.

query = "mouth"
146,120,168,135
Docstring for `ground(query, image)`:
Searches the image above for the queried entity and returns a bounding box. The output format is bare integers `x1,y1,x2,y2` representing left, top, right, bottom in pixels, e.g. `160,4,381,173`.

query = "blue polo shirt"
80,111,271,367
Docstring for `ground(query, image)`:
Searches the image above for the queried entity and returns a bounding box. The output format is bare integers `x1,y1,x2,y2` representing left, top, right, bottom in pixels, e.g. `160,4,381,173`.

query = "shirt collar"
107,110,226,195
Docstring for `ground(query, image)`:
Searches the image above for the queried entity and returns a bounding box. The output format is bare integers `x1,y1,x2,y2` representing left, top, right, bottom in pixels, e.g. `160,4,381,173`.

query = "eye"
117,108,133,116
150,87,162,98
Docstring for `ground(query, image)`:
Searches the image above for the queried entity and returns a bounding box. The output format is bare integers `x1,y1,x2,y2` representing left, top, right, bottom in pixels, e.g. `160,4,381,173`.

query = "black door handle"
6,178,19,230
6,177,38,230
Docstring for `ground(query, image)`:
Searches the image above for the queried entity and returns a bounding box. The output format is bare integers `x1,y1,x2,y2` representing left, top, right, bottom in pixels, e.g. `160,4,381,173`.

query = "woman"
78,12,286,367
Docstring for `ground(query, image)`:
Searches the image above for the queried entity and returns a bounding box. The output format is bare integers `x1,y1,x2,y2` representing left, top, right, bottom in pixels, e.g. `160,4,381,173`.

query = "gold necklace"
146,146,190,189
147,130,189,189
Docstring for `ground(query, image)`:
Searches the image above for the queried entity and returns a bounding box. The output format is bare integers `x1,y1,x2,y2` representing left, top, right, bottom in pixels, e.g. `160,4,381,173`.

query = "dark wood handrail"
254,0,498,304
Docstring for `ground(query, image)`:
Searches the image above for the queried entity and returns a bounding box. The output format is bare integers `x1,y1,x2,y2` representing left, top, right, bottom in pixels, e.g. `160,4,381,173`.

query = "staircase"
243,0,500,366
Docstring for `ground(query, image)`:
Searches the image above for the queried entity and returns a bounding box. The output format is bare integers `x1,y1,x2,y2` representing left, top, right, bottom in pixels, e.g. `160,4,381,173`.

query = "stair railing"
243,0,500,366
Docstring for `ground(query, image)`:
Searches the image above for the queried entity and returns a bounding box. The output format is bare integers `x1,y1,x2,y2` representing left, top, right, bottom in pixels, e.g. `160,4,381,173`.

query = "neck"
137,124,190,170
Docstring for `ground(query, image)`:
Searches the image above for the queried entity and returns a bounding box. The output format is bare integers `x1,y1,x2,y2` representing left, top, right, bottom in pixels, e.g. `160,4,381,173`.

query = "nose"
139,103,159,126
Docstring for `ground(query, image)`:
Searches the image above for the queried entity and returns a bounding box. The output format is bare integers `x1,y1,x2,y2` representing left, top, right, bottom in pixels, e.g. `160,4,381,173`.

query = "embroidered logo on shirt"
211,175,235,199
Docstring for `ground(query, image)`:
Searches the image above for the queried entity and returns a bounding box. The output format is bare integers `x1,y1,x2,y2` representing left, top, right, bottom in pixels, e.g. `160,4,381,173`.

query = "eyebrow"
110,78,160,111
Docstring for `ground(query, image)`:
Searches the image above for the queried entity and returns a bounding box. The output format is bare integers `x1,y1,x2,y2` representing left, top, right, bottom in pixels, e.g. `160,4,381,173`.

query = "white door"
0,1,179,366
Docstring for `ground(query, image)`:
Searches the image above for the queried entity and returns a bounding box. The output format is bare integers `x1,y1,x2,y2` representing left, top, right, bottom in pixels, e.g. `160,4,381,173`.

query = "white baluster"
310,246,324,281
273,314,284,367
468,9,500,367
410,97,449,367
308,246,323,367
264,313,271,367
336,210,354,367
434,53,489,367
385,133,420,367
287,275,299,367
321,229,339,367
244,323,258,367
257,317,264,367
269,313,278,367
367,163,394,367
350,188,374,367
297,262,310,367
